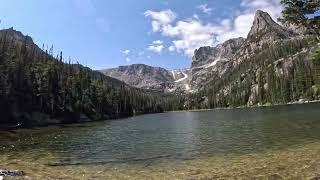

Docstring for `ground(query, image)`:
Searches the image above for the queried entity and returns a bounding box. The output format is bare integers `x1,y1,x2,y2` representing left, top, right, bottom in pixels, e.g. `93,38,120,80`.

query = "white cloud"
147,40,165,53
144,10,177,32
197,4,213,15
152,40,163,45
126,57,131,62
161,20,218,56
192,14,200,20
144,0,283,57
147,45,164,53
168,46,175,52
121,50,131,62
121,49,131,55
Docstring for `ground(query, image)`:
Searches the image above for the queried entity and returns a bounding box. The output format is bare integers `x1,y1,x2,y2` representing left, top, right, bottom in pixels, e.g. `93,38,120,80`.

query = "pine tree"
279,0,320,39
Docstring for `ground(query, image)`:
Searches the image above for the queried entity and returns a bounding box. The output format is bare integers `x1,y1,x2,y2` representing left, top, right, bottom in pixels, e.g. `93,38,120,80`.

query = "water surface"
1,103,320,179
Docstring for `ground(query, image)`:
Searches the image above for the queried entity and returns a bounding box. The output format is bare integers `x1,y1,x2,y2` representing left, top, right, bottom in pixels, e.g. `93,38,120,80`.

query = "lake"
1,103,320,179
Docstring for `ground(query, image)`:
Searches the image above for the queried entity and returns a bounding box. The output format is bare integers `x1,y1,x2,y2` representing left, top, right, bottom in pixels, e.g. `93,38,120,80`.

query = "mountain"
102,10,318,105
190,10,299,92
102,64,174,91
0,28,185,127
102,64,192,93
189,10,319,109
191,37,245,90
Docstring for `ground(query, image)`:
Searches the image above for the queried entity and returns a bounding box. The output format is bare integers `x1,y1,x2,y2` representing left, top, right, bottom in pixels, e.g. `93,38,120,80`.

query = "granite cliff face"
191,37,245,89
247,10,294,42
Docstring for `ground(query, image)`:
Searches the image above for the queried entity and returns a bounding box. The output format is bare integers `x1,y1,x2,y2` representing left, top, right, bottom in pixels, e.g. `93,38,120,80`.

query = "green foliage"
279,0,320,38
312,46,320,85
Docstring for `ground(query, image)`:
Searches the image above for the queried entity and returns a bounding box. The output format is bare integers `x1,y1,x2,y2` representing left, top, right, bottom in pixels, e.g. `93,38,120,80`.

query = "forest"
0,28,185,127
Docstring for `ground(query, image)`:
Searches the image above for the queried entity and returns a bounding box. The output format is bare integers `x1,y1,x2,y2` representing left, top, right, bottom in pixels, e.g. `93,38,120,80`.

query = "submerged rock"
0,170,25,177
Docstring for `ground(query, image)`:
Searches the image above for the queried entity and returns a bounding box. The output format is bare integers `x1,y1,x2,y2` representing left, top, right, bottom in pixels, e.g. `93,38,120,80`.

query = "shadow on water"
1,103,320,167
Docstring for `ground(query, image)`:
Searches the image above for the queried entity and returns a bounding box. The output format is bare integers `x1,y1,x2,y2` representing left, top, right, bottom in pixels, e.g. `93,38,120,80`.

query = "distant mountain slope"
101,64,192,93
167,69,192,93
102,64,174,91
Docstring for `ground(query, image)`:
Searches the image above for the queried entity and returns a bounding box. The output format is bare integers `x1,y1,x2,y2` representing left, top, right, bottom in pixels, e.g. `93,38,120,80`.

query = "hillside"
0,28,185,127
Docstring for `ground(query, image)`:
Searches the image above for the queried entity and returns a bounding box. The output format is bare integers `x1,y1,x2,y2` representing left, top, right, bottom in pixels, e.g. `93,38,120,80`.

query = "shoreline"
1,100,319,131
167,99,320,113
1,141,320,179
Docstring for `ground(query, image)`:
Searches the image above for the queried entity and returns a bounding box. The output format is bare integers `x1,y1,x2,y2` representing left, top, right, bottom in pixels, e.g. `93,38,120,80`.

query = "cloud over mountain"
147,40,165,53
144,0,282,57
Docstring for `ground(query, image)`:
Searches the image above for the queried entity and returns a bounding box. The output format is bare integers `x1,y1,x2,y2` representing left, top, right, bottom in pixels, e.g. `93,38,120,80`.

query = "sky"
0,0,283,70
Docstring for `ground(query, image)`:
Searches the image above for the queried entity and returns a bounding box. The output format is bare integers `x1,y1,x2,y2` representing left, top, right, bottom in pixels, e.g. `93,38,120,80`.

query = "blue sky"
0,0,282,70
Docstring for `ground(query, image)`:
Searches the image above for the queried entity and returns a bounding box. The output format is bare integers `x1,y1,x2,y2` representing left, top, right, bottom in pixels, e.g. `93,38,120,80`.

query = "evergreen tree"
279,0,320,39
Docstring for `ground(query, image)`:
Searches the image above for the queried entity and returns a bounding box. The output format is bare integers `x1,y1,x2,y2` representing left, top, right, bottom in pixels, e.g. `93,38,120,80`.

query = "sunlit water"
1,103,320,179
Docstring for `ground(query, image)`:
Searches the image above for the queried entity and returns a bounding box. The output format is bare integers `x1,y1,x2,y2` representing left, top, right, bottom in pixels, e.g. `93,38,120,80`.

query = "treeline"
0,28,185,126
189,37,320,109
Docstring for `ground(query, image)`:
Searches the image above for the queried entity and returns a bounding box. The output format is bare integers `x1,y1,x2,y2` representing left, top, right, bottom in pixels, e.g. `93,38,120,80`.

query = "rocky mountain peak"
0,28,35,48
248,10,278,36
247,10,294,42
